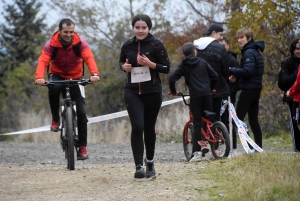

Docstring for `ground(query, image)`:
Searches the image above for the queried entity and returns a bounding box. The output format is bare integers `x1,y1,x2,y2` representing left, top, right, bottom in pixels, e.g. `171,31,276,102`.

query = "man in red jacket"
35,18,100,159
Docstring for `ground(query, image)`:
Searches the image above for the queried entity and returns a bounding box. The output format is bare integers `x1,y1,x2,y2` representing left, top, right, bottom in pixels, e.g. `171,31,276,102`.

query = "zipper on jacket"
137,41,141,94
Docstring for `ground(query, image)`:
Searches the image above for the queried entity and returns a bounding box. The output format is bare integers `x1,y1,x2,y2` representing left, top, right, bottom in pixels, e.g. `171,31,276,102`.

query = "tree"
0,0,47,135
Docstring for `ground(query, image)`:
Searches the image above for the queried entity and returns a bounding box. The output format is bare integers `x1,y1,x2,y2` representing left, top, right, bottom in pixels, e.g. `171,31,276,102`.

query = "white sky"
0,0,226,27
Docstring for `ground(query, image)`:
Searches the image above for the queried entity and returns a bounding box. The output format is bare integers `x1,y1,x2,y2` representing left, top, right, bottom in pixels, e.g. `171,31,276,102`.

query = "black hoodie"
169,55,218,98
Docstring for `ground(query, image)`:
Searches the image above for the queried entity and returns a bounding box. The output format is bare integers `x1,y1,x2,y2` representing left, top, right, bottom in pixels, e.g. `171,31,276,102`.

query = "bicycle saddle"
203,110,215,118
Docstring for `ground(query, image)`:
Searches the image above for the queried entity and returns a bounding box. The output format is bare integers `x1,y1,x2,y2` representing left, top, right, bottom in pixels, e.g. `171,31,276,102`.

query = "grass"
194,150,300,200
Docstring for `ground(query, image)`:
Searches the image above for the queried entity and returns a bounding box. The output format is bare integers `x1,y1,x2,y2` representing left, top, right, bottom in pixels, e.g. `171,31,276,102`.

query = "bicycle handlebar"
168,92,190,106
42,79,93,87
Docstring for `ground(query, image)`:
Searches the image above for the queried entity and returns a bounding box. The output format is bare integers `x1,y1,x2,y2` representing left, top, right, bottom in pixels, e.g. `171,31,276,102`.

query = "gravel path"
0,141,292,201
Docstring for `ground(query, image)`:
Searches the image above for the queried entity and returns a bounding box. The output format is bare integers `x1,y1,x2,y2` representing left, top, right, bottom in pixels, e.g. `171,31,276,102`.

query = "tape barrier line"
227,101,264,153
1,97,187,136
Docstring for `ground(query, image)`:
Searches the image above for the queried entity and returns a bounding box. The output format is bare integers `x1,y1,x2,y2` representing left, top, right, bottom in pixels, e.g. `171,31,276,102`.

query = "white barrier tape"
228,102,264,153
1,97,186,136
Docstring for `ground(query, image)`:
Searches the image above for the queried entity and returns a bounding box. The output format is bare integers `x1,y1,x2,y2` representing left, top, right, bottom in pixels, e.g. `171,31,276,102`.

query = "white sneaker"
228,149,237,158
189,151,202,163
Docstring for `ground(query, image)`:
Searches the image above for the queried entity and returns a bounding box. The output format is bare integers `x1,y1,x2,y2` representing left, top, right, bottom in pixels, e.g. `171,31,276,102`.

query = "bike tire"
183,123,193,161
210,121,230,159
65,107,75,170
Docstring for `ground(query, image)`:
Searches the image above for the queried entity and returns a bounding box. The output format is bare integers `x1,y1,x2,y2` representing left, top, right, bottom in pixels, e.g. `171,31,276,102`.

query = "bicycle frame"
200,117,224,144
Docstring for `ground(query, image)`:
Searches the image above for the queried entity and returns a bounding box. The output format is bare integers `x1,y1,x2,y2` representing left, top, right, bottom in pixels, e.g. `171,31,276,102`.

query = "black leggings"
124,91,162,166
48,83,88,146
235,90,262,148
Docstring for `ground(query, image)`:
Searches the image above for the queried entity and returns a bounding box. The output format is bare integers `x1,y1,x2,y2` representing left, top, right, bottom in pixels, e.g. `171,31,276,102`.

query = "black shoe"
144,158,156,178
134,164,145,178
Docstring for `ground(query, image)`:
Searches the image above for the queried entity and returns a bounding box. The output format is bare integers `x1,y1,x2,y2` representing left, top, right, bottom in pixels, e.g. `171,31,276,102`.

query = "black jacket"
169,55,218,99
119,33,170,94
227,51,240,97
230,40,265,91
279,56,300,91
194,39,231,98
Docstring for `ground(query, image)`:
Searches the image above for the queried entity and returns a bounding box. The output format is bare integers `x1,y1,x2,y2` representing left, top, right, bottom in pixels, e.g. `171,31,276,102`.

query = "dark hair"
59,18,75,30
131,14,152,30
182,42,196,57
223,37,230,45
289,38,300,55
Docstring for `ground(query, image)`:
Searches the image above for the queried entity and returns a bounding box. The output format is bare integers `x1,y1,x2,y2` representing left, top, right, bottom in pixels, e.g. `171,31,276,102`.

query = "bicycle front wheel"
210,121,230,159
183,123,193,161
65,107,75,170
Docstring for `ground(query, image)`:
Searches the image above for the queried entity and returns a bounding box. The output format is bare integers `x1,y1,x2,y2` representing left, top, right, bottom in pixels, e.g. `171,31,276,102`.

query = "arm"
230,51,256,78
280,58,297,91
81,47,100,82
220,46,230,79
119,42,132,72
206,62,218,90
289,66,300,97
35,49,51,85
147,39,170,74
169,64,184,94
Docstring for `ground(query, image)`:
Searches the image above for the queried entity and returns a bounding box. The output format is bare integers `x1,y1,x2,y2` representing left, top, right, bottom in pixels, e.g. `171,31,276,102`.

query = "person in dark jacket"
193,24,231,122
220,37,240,156
280,38,300,152
119,14,170,179
229,27,265,150
169,42,218,162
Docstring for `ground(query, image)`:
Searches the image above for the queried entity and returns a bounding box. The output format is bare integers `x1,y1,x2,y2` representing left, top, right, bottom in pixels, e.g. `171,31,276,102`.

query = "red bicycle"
172,93,230,161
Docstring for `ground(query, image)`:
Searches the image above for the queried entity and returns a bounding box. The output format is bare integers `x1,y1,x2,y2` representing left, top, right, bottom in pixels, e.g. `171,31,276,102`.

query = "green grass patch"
194,152,300,200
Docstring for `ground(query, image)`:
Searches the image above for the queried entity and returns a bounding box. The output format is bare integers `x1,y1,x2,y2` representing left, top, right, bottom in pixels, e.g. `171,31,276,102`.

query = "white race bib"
131,66,151,83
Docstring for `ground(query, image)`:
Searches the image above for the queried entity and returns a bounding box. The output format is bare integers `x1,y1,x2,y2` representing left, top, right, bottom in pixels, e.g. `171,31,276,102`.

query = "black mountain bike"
43,79,92,170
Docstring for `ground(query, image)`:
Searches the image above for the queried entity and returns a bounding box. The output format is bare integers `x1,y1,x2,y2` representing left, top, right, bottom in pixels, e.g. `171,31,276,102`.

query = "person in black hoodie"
193,24,231,123
278,38,300,152
229,27,265,150
119,14,170,179
169,42,218,162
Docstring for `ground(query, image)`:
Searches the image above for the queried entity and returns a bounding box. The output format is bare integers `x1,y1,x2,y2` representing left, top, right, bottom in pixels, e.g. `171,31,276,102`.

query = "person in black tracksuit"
229,27,264,150
119,14,170,179
278,38,300,152
169,42,218,161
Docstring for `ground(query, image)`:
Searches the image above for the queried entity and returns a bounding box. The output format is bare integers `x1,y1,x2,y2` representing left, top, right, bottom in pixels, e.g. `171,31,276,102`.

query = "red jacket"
35,31,99,80
289,65,300,102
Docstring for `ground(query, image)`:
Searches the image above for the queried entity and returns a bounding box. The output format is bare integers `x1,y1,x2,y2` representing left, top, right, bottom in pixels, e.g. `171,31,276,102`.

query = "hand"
286,91,290,97
168,91,178,96
137,54,152,67
122,59,132,72
90,75,100,82
229,75,236,83
35,78,45,85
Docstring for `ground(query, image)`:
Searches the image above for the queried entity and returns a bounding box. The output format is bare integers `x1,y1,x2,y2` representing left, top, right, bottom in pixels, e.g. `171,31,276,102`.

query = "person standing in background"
119,14,170,179
281,39,300,152
220,36,240,156
193,24,231,152
229,27,264,151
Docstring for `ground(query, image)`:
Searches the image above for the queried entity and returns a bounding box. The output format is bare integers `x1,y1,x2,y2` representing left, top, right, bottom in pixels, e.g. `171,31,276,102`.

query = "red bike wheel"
210,121,230,159
183,123,193,161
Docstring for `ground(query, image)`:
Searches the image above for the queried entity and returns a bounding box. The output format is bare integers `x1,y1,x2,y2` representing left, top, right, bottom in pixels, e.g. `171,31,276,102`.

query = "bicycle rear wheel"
210,121,230,159
183,123,193,161
65,107,75,170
